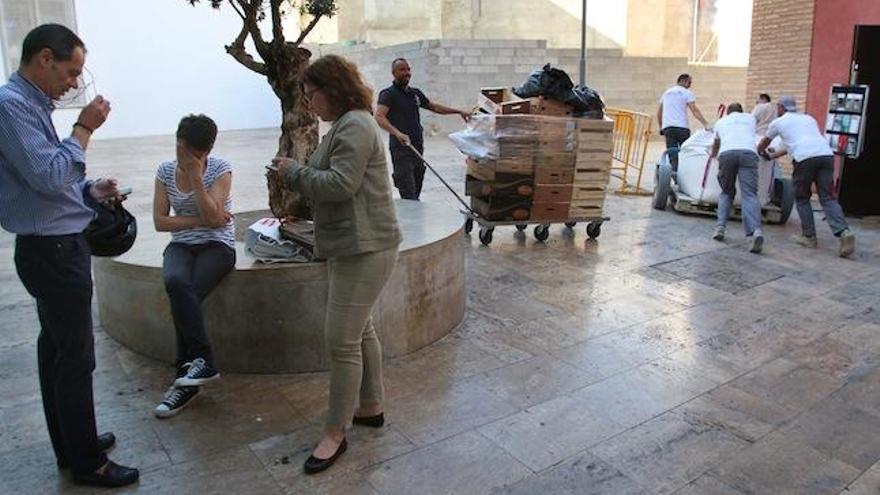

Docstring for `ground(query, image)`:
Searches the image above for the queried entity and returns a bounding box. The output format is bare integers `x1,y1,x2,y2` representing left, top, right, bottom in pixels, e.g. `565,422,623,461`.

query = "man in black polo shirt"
376,58,470,200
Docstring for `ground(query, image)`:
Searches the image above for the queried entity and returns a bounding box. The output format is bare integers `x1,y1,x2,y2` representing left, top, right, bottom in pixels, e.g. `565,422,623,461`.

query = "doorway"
840,25,880,216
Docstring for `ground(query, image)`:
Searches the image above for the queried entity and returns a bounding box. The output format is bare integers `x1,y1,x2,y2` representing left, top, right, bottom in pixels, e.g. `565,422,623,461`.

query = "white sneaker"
839,229,856,258
792,235,818,248
712,226,725,242
749,232,764,254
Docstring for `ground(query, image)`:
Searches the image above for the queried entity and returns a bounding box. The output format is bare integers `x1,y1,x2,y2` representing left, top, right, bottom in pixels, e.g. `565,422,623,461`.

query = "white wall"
1,0,283,139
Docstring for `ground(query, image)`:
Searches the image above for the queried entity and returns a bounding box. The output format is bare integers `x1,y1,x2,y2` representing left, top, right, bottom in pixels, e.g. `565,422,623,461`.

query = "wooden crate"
535,167,574,184
530,202,571,222
575,151,612,169
466,158,495,182
534,151,575,169
496,155,534,175
577,131,613,152
569,204,603,219
528,96,574,117
478,88,531,115
465,176,534,198
470,196,531,221
574,168,611,184
572,186,606,200
533,184,573,203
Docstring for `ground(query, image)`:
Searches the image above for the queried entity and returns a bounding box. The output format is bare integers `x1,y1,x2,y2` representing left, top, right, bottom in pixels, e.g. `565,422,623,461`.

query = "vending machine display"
826,84,870,158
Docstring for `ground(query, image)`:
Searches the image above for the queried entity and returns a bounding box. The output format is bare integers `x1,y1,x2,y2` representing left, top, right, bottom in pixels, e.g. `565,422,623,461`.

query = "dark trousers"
162,242,235,368
391,144,426,200
792,156,849,238
14,233,106,475
663,126,691,170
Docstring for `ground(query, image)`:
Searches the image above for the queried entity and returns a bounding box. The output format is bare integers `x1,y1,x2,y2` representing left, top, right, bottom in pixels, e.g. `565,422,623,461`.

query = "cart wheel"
533,225,550,242
653,157,673,210
586,222,602,239
464,218,474,234
515,224,527,231
478,227,494,246
564,221,577,228
777,178,794,224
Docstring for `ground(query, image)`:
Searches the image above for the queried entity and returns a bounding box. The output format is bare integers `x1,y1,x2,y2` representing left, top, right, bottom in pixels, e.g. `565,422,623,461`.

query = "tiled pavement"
1,130,879,494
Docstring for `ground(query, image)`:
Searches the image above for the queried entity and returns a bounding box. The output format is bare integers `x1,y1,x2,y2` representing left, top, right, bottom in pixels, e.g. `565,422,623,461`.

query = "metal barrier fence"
606,107,653,196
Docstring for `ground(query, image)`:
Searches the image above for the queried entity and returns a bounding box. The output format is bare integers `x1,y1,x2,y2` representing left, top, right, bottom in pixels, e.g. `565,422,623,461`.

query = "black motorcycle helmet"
84,199,137,257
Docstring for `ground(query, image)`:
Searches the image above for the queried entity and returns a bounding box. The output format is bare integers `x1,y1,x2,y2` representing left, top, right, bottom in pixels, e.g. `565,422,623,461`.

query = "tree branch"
234,0,271,60
270,0,285,45
226,0,246,20
225,43,268,74
295,14,323,46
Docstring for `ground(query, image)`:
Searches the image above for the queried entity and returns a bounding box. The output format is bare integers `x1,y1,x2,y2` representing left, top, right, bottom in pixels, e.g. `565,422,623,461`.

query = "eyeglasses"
56,66,97,109
303,87,321,103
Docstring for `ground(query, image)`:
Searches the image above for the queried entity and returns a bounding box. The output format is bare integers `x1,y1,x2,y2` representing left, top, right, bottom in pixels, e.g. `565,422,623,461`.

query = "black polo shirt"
377,81,430,152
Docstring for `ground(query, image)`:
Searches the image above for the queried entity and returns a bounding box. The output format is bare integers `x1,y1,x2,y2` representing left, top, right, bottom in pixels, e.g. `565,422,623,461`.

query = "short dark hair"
176,114,218,152
726,102,744,114
301,55,374,114
677,73,691,84
391,57,408,70
21,24,85,65
758,93,771,103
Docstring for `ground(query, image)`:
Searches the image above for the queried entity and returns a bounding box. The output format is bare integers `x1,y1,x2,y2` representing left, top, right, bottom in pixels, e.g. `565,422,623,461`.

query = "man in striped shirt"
0,24,138,487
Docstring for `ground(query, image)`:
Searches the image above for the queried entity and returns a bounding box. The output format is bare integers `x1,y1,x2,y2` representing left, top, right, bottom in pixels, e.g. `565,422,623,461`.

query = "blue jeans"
792,156,849,238
716,150,761,235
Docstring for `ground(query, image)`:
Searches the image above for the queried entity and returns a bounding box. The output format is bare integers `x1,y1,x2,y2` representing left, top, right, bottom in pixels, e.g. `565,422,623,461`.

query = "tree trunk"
265,44,317,220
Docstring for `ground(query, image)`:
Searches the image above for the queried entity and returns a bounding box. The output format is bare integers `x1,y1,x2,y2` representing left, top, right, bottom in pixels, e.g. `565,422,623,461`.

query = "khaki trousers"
324,246,398,430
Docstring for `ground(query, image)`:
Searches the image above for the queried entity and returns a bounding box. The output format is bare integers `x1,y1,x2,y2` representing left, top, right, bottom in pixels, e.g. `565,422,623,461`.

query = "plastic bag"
448,114,499,160
513,64,605,117
513,64,574,99
244,218,315,263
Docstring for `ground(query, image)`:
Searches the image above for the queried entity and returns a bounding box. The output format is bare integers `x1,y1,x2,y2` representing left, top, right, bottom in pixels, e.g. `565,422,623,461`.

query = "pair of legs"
716,150,762,236
662,126,691,171
14,234,107,475
313,247,398,459
792,156,849,238
391,144,426,200
162,241,235,368
156,242,235,416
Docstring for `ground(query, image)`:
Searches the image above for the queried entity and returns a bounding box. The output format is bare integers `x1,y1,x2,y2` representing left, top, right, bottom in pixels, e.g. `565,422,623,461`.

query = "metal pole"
579,0,587,85
691,0,699,62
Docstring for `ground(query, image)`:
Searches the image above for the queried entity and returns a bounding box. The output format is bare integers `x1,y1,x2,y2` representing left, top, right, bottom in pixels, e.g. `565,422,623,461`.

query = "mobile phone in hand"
119,186,133,197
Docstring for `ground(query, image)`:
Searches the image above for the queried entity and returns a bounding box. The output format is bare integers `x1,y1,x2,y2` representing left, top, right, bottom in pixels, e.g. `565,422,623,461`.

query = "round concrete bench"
94,200,466,373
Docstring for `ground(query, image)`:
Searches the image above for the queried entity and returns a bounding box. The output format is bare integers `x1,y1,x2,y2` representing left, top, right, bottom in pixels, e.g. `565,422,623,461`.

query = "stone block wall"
313,39,747,136
746,0,815,110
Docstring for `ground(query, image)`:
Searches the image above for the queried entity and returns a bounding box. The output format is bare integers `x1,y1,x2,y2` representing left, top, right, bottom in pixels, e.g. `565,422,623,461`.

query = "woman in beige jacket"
272,54,402,474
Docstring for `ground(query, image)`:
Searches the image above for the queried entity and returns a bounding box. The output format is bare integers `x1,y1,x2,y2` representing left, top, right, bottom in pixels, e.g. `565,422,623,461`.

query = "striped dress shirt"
0,72,95,235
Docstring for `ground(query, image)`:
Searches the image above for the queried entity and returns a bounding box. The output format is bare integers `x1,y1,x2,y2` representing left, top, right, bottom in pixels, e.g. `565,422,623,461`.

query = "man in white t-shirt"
710,103,763,253
752,93,776,136
657,74,709,169
758,95,855,257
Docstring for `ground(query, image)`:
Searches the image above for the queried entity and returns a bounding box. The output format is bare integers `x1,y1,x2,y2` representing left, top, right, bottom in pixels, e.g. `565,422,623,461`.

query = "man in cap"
758,96,855,257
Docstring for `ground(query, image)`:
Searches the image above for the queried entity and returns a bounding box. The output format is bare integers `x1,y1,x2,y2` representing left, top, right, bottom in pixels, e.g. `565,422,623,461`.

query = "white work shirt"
766,112,833,162
714,112,757,154
660,85,695,130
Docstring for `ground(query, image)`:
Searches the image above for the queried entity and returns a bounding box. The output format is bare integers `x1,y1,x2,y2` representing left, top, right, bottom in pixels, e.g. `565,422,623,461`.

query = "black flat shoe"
352,413,385,428
72,460,139,488
303,438,347,475
57,432,116,469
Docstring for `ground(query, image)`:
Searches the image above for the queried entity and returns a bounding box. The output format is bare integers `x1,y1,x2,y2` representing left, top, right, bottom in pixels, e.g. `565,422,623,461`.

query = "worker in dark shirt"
376,58,470,200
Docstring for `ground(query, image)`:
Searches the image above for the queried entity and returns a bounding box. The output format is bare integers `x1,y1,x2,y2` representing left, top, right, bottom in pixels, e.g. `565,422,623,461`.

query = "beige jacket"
285,110,402,259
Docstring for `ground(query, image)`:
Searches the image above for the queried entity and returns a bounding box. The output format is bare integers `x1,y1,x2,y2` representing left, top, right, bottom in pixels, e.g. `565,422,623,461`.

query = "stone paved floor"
1,129,879,494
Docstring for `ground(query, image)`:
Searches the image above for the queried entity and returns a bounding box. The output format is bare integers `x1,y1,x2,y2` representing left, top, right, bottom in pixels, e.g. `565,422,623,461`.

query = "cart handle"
406,143,480,218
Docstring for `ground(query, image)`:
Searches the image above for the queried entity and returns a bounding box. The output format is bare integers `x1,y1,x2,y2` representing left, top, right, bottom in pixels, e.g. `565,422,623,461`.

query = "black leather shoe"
303,438,347,475
57,432,117,469
72,460,139,488
352,413,384,428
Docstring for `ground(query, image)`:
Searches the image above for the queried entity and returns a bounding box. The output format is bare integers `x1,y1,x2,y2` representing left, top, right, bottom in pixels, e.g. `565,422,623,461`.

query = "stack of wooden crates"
464,87,613,223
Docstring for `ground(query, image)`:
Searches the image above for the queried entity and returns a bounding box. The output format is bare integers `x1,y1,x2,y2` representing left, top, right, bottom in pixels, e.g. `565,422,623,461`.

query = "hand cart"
406,144,610,247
